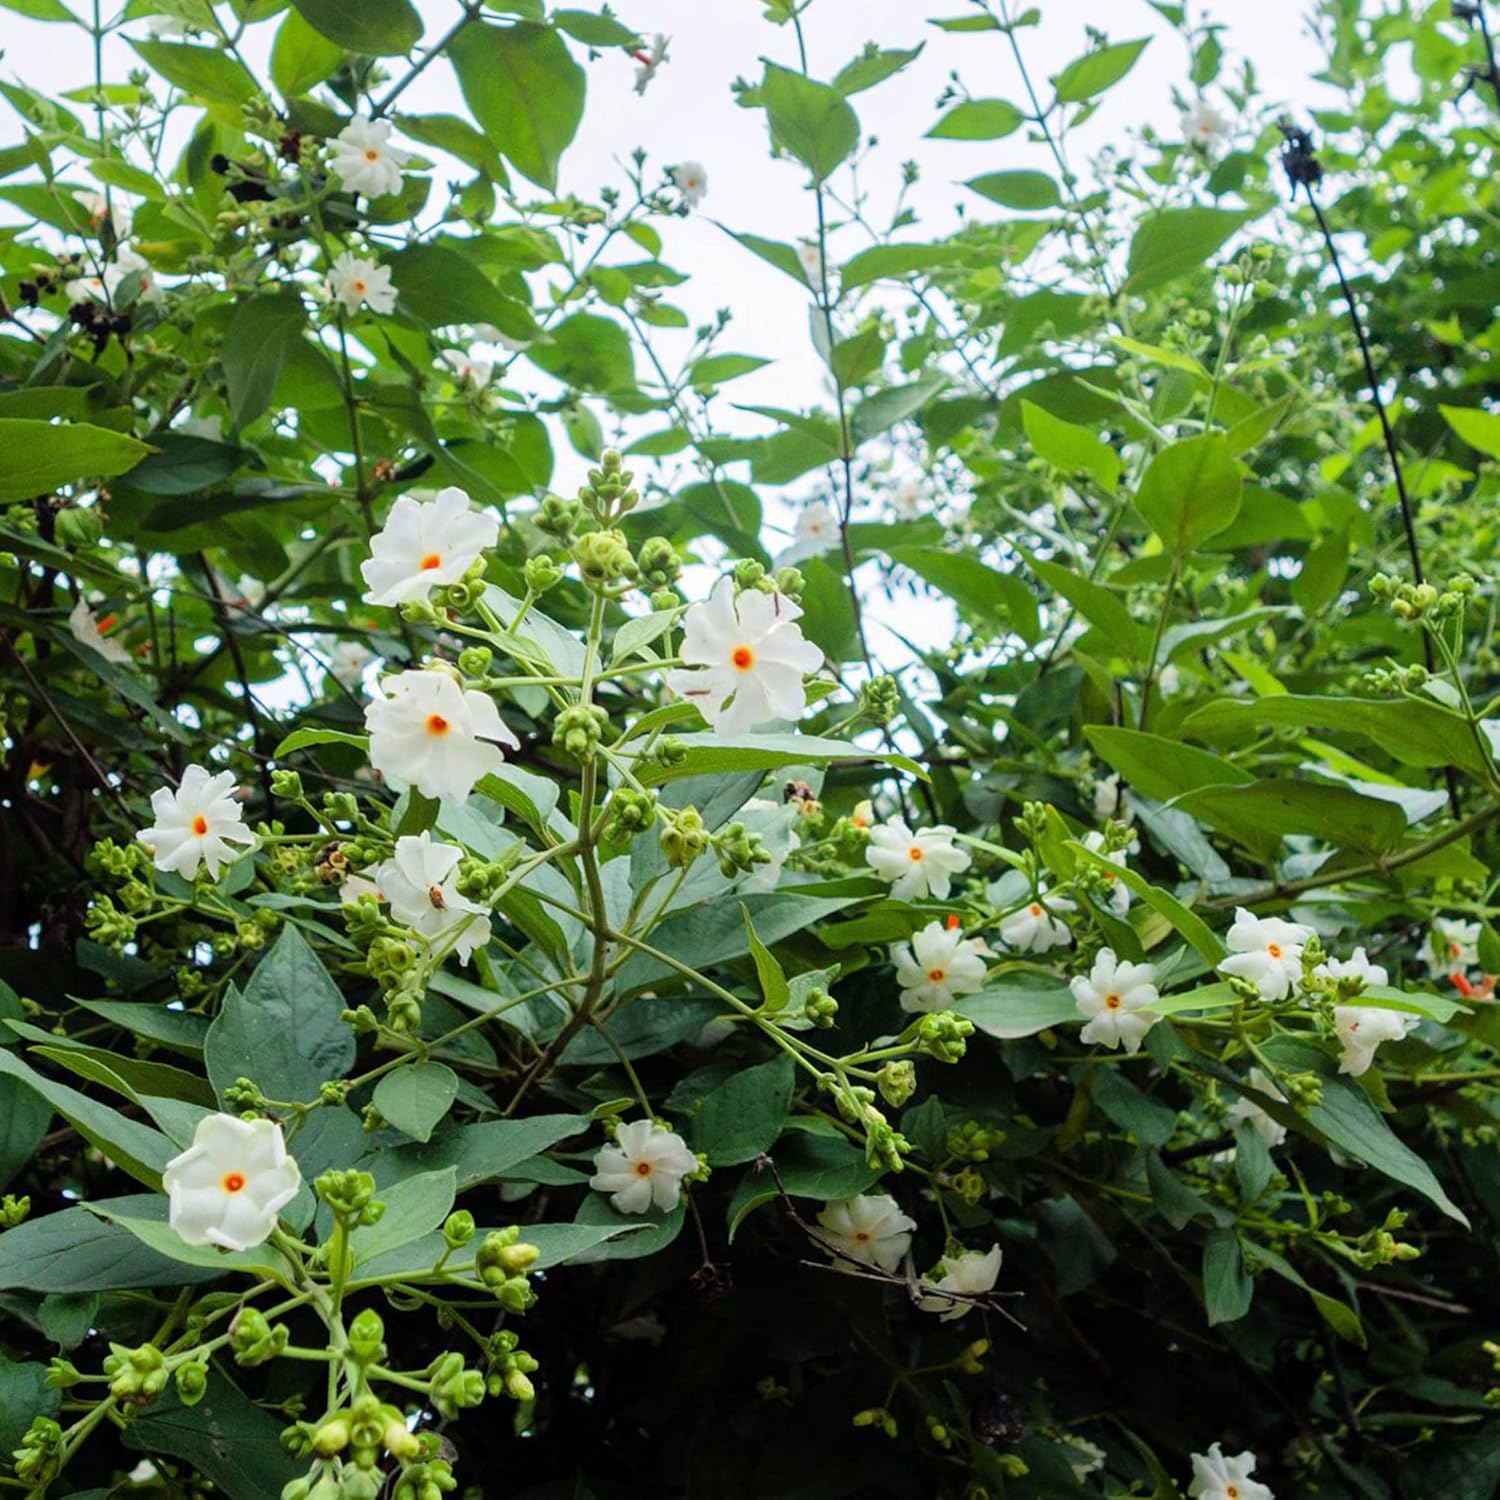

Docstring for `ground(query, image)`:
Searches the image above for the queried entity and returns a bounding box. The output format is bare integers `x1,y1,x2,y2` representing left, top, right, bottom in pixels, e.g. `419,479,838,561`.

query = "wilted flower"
892,920,988,1013
162,1114,301,1251
1219,907,1314,1002
1072,948,1159,1054
817,1194,915,1273
360,487,500,607
377,832,490,963
670,160,707,207
917,1243,1001,1320
137,765,255,880
866,819,971,901
633,32,669,94
328,250,397,315
69,598,130,665
590,1120,697,1214
328,114,410,199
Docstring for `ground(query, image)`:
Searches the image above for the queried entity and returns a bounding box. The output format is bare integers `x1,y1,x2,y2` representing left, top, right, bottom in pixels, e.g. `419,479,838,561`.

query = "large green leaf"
449,21,585,191
270,7,346,95
1084,725,1253,801
1174,780,1409,862
1022,400,1120,491
888,547,1041,644
291,0,420,55
957,982,1080,1040
0,419,151,503
387,241,534,339
1133,433,1242,554
926,97,1024,139
129,39,257,104
1202,1228,1253,1325
966,170,1061,210
691,1054,795,1166
372,1062,458,1143
1123,207,1254,294
760,62,859,184
525,312,635,395
221,288,306,428
1051,38,1150,103
635,732,921,786
372,1114,591,1191
0,1362,58,1466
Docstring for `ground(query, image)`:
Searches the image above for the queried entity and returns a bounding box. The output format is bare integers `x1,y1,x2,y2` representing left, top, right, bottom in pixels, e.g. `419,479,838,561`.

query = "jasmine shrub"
0,2,1498,1498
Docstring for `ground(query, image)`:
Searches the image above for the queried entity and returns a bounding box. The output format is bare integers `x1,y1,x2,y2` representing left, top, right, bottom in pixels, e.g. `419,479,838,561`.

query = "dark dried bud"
278,131,302,163
1278,121,1323,189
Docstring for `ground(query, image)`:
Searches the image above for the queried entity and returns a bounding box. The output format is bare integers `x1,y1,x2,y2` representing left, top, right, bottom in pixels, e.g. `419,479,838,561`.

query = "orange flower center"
222,1172,246,1193
426,714,450,736
352,279,366,294
1227,1489,1239,1500
634,1161,653,1177
192,815,209,836
853,1230,871,1244
927,968,947,983
946,914,962,931
1028,903,1042,917
419,552,442,570
1104,993,1122,1011
364,149,379,161
1267,943,1282,959
908,847,924,862
731,645,754,670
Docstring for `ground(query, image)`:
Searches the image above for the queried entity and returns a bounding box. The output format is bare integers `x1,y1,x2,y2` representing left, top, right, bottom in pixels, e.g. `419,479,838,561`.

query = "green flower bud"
732,559,765,588
803,987,838,1029
0,1193,32,1228
427,1351,486,1419
915,1010,973,1064
14,1416,64,1485
535,494,583,541
442,1210,476,1249
175,1360,209,1406
347,1308,386,1364
650,587,680,611
230,1307,290,1366
608,786,658,835
661,807,709,869
860,675,900,726
45,1357,81,1389
572,527,635,585
524,553,566,592
656,734,687,767
315,1169,385,1227
311,1416,351,1456
773,565,805,599
270,768,304,799
877,1060,917,1108
636,535,681,588
711,820,769,878
552,702,610,760
457,645,492,678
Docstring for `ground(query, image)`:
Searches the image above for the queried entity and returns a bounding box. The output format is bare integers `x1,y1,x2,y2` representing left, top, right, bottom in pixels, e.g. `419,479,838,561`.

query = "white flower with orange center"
850,799,875,832
670,160,707,207
1333,1004,1417,1078
328,114,410,199
892,919,988,1013
328,249,397,316
1423,915,1481,977
998,886,1074,954
439,349,493,387
136,764,256,881
364,668,519,804
1181,100,1233,153
360,488,500,607
1071,948,1159,1054
865,818,971,901
665,576,823,735
793,498,839,554
377,831,491,964
162,1114,302,1251
71,187,133,238
590,1120,698,1214
1218,907,1313,1001
816,1194,915,1273
917,1243,1002,1321
1081,829,1132,914
69,597,130,665
1187,1442,1273,1500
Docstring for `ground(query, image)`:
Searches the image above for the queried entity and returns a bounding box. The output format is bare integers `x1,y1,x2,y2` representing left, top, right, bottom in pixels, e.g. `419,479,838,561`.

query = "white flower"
917,1243,1001,1320
325,636,376,689
1218,907,1314,1002
1093,772,1122,821
891,472,924,519
105,247,163,305
671,160,707,207
361,488,499,607
1072,948,1159,1054
127,1459,161,1483
365,669,519,804
892,920,988,1013
796,238,824,285
665,576,823,735
328,114,410,199
136,765,255,881
590,1120,697,1214
1423,916,1481,976
1226,1068,1288,1149
234,574,265,610
1313,946,1388,991
69,598,130,665
340,870,383,906
865,819,972,901
1334,1004,1417,1077
1158,661,1182,697
1187,1442,1272,1500
1181,99,1233,152
999,887,1075,954
1066,1438,1106,1479
1081,829,1131,914
162,1113,302,1251
633,33,669,94
377,831,491,964
439,348,493,387
851,799,875,831
145,13,192,37
72,187,132,238
328,250,397,315
178,413,225,441
793,498,839,553
68,270,107,306
471,322,529,351
816,1194,915,1273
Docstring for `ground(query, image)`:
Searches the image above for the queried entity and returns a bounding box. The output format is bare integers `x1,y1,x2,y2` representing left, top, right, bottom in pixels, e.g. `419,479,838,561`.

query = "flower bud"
524,553,565,592
175,1360,209,1406
552,702,610,760
442,1210,476,1249
347,1308,386,1363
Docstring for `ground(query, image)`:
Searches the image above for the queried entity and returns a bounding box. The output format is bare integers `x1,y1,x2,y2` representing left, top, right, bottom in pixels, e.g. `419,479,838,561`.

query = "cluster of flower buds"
282,1390,447,1500
877,1060,917,1107
946,1120,1005,1163
711,819,770,878
731,556,806,602
607,787,658,836
473,1227,540,1310
485,1328,539,1402
578,448,640,523
316,1169,386,1229
103,1341,168,1405
230,1306,291,1366
427,1351,486,1419
0,1193,31,1228
661,806,710,868
852,1406,899,1438
13,1415,63,1485
553,702,611,760
914,1011,974,1064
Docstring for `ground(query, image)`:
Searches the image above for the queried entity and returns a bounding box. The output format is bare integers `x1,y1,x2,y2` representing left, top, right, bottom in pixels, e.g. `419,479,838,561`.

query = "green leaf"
760,62,859,183
551,8,636,46
0,0,74,19
221,288,306,428
1067,838,1225,965
966,170,1060,210
386,241,534,339
1202,1228,1253,1325
1123,207,1253,294
204,927,354,1107
350,1167,456,1264
889,546,1041,644
0,1362,59,1466
743,906,791,1011
87,1206,284,1279
121,434,239,496
1052,38,1150,103
1291,528,1349,615
1246,1242,1366,1347
128,39,257,103
726,1132,879,1240
691,1054,795,1166
609,608,676,664
274,726,369,757
926,97,1024,139
636,731,920,786
371,1062,458,1143
1022,400,1120,491
1174,780,1409,862
525,312,635,394
851,372,946,440
0,419,152,504
270,7,346,95
290,0,420,55
449,21,585,191
839,242,969,291
373,1114,590,1191
1023,554,1139,649
957,982,1080,1039
1133,433,1242,554
1084,725,1252,802
832,44,924,95
1439,402,1500,459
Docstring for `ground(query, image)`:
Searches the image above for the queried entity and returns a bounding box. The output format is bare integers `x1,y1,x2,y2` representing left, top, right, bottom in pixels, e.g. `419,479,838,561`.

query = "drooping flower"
917,1243,1002,1320
69,598,130,665
892,920,988,1013
136,765,255,881
1313,946,1388,992
1218,907,1314,1002
162,1114,302,1251
377,832,491,964
1072,949,1159,1054
665,576,823,735
793,498,839,554
850,800,875,831
364,668,519,804
72,187,133,238
796,238,824,286
1081,829,1131,914
999,887,1075,954
438,348,493,387
328,250,397,315
816,1194,915,1273
590,1120,698,1214
360,488,500,608
632,32,669,94
1181,99,1233,152
328,114,410,199
1187,1442,1273,1500
670,160,707,208
1334,1005,1417,1077
1226,1068,1288,1149
865,819,971,901
1423,916,1481,977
